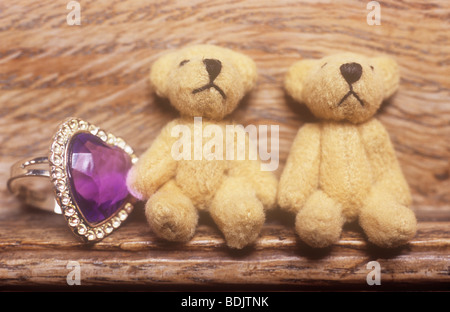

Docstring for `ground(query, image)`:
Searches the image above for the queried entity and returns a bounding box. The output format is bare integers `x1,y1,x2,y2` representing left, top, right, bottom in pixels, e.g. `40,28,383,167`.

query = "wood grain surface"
0,0,449,290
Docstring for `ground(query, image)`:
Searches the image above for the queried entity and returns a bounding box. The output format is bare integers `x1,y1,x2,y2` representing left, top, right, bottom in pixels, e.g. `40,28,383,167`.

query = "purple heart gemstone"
67,132,132,225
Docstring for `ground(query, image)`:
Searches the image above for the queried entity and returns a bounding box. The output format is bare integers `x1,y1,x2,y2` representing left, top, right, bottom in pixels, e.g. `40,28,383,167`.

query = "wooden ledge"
0,207,448,290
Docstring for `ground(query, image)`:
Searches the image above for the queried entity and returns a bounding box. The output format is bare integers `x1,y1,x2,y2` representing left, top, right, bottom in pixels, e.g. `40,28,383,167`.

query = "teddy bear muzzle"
192,58,227,99
338,62,365,107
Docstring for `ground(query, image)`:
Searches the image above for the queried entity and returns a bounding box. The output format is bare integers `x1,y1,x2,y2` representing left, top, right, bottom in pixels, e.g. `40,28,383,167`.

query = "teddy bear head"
285,52,399,124
150,44,257,120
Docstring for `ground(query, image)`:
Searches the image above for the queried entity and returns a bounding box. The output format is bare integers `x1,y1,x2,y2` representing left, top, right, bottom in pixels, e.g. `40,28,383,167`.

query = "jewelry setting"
8,117,138,242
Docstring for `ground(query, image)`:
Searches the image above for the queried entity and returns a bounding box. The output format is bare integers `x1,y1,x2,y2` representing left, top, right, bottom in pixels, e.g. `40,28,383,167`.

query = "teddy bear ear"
149,51,178,97
231,51,257,92
372,56,400,100
284,59,318,103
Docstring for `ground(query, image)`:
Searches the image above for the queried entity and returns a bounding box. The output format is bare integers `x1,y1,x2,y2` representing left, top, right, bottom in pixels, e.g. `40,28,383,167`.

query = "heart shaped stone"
67,132,132,225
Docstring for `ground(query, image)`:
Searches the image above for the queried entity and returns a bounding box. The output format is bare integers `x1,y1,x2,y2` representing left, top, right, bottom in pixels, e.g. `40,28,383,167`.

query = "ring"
8,117,138,242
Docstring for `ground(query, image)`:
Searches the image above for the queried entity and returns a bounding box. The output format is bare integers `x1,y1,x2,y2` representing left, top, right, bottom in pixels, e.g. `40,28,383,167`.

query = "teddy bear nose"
340,62,363,85
203,58,222,81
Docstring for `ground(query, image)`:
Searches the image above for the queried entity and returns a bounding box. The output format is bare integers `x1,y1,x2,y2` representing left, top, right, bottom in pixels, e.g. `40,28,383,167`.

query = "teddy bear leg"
145,180,198,243
359,187,416,248
210,177,265,249
295,190,345,248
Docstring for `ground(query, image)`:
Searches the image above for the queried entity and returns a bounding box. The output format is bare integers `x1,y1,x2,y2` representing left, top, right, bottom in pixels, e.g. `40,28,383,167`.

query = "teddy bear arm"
226,126,278,210
277,123,321,214
127,123,178,200
228,159,278,210
359,119,412,206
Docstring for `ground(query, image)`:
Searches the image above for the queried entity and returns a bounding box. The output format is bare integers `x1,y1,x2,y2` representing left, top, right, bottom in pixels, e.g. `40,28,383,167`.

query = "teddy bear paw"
360,203,417,248
211,196,265,249
145,191,198,243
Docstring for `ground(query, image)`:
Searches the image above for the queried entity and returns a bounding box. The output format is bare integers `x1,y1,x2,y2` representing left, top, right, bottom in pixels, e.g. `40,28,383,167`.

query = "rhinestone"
56,134,65,144
89,125,98,135
87,231,96,241
97,130,107,142
124,145,133,155
52,167,64,179
64,206,75,216
51,154,62,166
52,142,62,154
124,203,133,214
107,134,116,145
56,190,66,198
69,216,80,227
61,196,70,205
56,181,66,192
79,121,88,130
118,210,128,221
77,224,87,235
95,229,104,239
112,217,121,228
69,119,78,130
116,138,126,149
104,223,113,234
61,125,71,135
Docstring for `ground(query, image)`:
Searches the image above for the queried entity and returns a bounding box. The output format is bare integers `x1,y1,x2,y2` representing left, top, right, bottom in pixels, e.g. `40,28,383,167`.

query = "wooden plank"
0,249,448,290
0,208,449,252
0,209,448,289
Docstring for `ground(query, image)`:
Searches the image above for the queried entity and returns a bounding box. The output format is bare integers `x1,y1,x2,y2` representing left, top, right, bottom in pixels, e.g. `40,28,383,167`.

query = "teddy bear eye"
179,59,190,67
370,65,374,71
321,62,327,69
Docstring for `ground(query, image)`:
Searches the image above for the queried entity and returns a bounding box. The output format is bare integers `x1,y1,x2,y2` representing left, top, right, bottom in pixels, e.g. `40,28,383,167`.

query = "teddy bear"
278,52,417,248
127,44,278,249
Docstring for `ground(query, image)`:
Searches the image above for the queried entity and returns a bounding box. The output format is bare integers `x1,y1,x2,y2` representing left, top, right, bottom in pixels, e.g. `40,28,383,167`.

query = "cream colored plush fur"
279,53,416,248
128,45,277,249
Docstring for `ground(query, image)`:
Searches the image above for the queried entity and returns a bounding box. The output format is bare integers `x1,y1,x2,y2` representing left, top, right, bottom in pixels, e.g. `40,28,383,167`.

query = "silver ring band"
7,156,62,214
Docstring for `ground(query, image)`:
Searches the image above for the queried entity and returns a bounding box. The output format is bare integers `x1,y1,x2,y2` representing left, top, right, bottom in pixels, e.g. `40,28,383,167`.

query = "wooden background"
0,0,449,291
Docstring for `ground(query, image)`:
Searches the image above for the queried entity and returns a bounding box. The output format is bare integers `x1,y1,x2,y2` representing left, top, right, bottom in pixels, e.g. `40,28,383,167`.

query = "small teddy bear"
127,44,278,249
278,52,417,248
